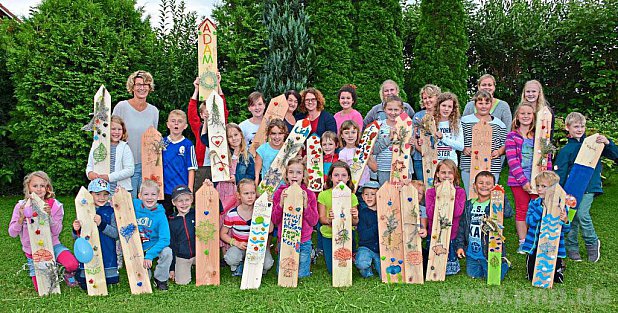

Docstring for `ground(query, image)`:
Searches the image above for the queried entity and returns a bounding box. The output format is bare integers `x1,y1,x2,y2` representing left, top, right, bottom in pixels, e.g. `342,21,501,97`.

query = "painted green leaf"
93,142,107,163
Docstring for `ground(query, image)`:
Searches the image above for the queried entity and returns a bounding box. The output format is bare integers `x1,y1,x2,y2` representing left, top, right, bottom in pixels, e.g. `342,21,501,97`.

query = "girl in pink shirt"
334,84,364,133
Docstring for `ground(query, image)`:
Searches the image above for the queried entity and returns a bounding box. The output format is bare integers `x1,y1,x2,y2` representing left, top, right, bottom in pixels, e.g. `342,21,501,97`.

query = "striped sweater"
460,115,507,175
505,131,552,187
521,198,570,258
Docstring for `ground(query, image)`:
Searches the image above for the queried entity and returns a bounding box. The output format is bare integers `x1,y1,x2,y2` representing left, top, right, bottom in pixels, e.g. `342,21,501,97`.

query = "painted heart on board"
212,136,224,147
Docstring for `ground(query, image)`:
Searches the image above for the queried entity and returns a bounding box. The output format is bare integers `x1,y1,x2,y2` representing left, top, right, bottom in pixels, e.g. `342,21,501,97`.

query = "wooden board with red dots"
277,183,305,288
400,184,424,284
389,112,414,186
469,120,492,199
419,115,438,188
530,106,553,193
141,126,164,200
487,184,505,285
206,92,231,182
195,183,220,286
249,94,289,157
306,135,323,192
350,121,380,192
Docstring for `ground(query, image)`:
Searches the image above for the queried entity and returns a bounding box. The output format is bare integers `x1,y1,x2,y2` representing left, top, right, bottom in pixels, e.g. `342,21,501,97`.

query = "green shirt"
317,188,359,238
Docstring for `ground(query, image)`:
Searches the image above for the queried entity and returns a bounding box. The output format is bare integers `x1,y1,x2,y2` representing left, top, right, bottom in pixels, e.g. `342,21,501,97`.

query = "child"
334,84,363,133
338,120,371,188
216,123,256,213
8,171,79,291
239,91,266,146
86,115,135,193
220,179,274,276
424,160,466,275
412,84,441,181
321,131,339,182
410,180,428,217
521,172,570,283
318,161,359,273
555,112,618,262
255,118,288,186
432,92,464,164
134,179,173,290
355,181,380,278
460,90,507,196
168,185,196,285
454,171,510,280
162,109,198,216
520,79,550,112
72,178,119,289
271,159,319,278
505,102,551,253
373,95,408,185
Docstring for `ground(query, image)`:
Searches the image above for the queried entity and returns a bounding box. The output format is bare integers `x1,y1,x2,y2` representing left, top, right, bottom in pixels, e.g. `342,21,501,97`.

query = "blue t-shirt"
357,203,379,254
162,136,198,195
467,199,488,259
521,138,534,182
256,142,280,179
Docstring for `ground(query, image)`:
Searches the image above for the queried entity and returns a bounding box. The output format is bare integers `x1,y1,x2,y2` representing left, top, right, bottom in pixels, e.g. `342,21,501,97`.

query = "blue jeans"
413,159,424,181
277,240,312,278
355,246,381,278
466,255,509,281
131,163,142,198
566,193,598,249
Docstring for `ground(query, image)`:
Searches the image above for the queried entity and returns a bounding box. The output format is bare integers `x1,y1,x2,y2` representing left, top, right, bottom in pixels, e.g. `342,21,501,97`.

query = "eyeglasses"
135,83,150,89
304,98,317,103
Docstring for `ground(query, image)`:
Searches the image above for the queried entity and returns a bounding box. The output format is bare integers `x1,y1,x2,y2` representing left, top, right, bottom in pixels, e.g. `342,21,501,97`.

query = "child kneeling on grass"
168,185,196,285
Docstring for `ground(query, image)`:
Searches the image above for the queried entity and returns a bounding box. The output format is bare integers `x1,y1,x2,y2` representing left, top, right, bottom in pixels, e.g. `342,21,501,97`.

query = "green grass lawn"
2,174,617,312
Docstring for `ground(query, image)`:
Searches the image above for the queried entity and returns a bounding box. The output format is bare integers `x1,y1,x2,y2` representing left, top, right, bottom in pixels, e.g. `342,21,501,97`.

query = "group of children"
8,75,617,294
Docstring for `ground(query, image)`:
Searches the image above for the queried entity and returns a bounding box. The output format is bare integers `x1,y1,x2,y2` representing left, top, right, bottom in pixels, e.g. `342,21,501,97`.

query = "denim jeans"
277,240,312,278
413,159,424,181
355,246,381,278
131,163,142,198
466,255,509,281
566,193,598,249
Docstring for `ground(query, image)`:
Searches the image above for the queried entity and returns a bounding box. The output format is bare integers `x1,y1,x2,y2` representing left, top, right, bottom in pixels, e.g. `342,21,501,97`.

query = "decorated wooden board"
195,184,220,286
389,112,414,186
469,120,492,199
350,121,380,192
82,85,111,175
141,126,164,200
532,184,567,289
74,187,108,296
277,183,305,287
420,115,438,188
530,106,553,193
376,182,405,284
249,94,289,156
258,118,311,196
206,92,231,182
564,133,604,222
306,135,323,192
24,194,61,296
112,189,152,294
332,182,353,287
241,193,273,290
197,18,218,101
400,184,424,284
426,181,456,282
487,185,505,285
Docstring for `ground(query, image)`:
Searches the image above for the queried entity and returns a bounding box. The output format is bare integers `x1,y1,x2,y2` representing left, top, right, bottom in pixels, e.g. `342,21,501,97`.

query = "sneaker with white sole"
586,239,601,263
517,243,526,254
567,250,583,262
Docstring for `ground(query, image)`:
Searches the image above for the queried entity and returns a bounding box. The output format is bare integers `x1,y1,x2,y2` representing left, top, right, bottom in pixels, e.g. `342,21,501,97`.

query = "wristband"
230,238,236,246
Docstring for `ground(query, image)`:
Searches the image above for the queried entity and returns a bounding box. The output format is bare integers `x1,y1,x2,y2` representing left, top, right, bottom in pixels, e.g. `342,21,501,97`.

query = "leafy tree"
213,0,267,123
306,0,354,113
410,0,469,105
352,0,404,113
402,1,421,107
258,0,313,102
6,0,155,193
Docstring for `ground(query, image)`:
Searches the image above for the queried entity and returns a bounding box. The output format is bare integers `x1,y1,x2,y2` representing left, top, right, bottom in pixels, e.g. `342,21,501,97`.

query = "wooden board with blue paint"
206,92,231,182
258,118,311,196
141,126,165,200
487,185,505,285
240,193,273,290
198,18,218,100
25,194,61,296
195,183,220,286
420,114,438,188
83,85,111,176
112,188,152,294
532,184,566,289
306,135,323,192
564,133,604,222
350,121,379,192
530,106,553,193
400,184,424,284
469,120,492,199
332,182,353,287
277,183,305,288
74,187,108,296
249,94,289,156
376,182,405,284
389,112,414,186
426,181,456,282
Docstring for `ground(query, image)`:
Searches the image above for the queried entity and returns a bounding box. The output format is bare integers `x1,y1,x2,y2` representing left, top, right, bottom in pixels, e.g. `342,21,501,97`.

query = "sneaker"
517,243,526,255
310,246,317,264
586,239,601,263
154,278,168,291
567,250,583,262
63,271,79,287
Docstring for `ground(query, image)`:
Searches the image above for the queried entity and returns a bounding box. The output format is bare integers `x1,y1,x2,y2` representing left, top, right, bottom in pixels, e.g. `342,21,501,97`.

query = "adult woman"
283,90,301,132
462,74,512,128
363,79,415,128
112,70,159,197
295,88,337,136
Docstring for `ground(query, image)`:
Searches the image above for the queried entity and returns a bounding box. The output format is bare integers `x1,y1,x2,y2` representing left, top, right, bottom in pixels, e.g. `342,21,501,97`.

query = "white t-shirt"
239,119,260,147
